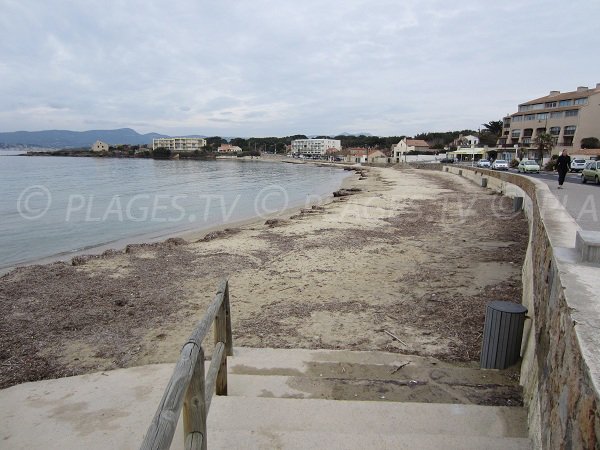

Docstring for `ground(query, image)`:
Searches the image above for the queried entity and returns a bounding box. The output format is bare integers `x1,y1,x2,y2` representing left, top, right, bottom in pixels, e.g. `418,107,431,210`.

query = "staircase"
0,347,531,449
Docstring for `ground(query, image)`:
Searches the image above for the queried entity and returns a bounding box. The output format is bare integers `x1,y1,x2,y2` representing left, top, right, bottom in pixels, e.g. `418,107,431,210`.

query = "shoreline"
0,161,359,276
0,165,528,393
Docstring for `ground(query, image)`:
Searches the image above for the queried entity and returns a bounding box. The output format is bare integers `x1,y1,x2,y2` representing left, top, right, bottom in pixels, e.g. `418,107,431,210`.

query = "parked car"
491,159,509,170
517,160,540,173
440,158,455,163
570,158,587,172
581,160,600,184
477,159,491,168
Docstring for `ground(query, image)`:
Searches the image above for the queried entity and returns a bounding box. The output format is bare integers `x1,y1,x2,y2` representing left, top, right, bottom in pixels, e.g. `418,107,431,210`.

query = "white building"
456,134,480,147
91,140,109,152
393,138,431,162
217,144,242,153
152,137,207,153
291,138,341,156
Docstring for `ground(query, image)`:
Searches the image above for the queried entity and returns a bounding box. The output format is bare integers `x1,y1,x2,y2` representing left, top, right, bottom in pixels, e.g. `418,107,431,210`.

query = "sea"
0,150,349,271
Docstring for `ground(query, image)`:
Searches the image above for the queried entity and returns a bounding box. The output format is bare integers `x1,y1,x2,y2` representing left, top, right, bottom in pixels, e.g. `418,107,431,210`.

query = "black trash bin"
480,301,528,369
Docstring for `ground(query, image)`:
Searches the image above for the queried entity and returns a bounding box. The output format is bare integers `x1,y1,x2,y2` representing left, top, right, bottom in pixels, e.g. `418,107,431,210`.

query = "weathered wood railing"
140,279,232,450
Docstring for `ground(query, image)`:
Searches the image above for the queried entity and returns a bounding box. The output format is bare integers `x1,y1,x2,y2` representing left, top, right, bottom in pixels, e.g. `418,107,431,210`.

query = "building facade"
499,84,600,159
291,139,341,156
152,137,207,153
393,138,431,162
91,140,109,152
217,144,242,153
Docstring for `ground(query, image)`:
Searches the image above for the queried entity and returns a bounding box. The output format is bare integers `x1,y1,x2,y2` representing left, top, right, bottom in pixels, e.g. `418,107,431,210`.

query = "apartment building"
499,84,600,159
152,137,207,152
291,138,341,156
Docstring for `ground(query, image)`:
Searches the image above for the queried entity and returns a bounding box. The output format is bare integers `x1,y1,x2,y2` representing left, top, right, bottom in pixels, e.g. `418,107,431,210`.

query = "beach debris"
333,188,361,197
199,228,240,242
391,361,411,374
264,219,288,227
383,329,408,346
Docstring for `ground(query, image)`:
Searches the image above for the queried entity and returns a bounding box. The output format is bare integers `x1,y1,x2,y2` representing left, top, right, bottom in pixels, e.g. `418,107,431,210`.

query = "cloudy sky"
1,0,599,137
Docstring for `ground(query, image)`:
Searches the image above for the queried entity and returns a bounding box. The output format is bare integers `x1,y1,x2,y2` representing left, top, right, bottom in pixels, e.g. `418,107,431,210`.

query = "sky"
1,0,599,138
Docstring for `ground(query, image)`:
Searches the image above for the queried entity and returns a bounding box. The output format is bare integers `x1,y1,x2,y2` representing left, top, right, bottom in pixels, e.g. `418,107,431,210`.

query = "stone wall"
442,165,600,449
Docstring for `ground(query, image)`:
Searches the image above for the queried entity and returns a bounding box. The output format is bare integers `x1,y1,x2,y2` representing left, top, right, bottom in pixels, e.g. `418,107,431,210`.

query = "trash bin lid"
487,301,527,314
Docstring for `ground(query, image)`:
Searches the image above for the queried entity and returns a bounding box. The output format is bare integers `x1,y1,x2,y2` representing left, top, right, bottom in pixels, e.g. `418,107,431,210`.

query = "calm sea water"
0,151,349,270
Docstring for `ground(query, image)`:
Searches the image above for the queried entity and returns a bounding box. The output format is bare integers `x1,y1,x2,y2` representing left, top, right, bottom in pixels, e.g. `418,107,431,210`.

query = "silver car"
492,159,509,170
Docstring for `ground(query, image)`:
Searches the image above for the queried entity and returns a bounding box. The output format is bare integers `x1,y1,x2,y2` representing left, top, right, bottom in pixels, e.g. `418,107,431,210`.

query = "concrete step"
227,373,522,405
0,348,529,449
227,347,522,405
206,429,532,450
207,396,528,438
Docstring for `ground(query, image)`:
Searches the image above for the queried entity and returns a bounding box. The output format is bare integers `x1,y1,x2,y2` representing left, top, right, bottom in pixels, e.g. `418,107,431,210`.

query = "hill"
0,128,185,148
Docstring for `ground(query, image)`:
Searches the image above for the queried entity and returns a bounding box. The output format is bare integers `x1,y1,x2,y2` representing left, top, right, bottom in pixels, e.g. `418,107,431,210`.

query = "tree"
481,120,503,137
230,137,248,150
534,132,554,162
152,147,171,159
581,137,600,149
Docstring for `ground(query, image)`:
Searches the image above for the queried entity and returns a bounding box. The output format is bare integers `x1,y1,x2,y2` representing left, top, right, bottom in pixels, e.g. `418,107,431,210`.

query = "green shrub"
510,159,519,168
544,158,557,171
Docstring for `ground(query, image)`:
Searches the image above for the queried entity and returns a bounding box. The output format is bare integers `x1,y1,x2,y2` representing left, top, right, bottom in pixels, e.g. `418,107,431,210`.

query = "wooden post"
224,281,233,357
140,343,200,450
183,347,207,450
214,301,228,396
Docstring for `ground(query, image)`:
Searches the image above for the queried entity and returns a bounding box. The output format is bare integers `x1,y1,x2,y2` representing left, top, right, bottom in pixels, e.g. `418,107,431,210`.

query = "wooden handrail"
140,278,233,450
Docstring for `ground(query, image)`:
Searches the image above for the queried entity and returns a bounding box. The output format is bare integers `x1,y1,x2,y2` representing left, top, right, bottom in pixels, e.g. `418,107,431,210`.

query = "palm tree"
481,120,503,137
534,132,554,163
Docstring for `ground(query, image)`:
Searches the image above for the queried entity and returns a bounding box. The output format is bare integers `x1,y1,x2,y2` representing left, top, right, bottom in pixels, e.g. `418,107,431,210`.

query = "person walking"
555,149,571,189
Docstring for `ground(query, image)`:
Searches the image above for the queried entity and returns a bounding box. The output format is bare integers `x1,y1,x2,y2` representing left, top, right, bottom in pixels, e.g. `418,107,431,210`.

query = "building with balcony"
498,84,600,161
152,137,207,153
291,139,341,156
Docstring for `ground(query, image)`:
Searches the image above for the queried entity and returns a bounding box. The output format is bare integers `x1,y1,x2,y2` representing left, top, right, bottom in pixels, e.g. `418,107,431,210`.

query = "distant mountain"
0,128,206,148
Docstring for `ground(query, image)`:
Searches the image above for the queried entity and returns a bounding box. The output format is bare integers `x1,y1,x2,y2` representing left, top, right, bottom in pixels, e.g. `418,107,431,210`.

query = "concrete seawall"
441,165,600,449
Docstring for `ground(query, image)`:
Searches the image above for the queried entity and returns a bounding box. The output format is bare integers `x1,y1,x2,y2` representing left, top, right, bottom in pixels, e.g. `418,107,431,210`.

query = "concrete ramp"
0,347,530,449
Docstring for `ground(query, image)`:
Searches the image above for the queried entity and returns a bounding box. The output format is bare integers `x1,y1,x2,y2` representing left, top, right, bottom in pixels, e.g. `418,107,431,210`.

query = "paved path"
502,169,600,231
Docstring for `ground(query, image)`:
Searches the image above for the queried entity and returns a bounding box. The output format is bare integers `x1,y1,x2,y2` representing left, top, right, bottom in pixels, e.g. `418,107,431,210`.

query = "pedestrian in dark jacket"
555,149,571,189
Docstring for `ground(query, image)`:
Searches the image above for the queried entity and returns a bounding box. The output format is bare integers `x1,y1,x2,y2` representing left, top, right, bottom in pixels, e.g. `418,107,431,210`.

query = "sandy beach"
0,165,527,392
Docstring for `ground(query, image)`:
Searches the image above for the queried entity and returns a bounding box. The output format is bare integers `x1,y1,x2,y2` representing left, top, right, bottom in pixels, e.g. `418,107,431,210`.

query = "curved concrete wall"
442,166,600,449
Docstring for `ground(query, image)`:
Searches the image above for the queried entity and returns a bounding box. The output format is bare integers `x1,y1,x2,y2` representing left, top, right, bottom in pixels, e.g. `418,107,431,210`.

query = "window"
511,129,521,138
550,127,561,135
512,115,523,122
522,138,532,144
559,99,573,107
564,126,576,135
550,111,563,119
565,110,578,117
545,101,557,108
574,98,587,105
536,113,549,120
525,114,535,120
523,129,533,137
